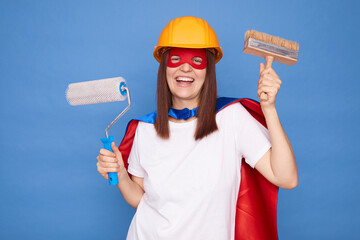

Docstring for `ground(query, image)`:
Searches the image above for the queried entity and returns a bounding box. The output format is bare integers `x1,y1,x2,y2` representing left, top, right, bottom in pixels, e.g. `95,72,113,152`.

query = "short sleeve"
233,103,272,168
127,127,146,178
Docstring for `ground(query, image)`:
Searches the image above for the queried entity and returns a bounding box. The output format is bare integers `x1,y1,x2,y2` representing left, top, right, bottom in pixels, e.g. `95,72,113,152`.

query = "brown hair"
154,50,218,140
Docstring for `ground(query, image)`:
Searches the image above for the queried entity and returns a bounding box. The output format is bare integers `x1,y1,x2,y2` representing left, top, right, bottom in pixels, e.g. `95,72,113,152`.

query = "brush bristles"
245,30,299,52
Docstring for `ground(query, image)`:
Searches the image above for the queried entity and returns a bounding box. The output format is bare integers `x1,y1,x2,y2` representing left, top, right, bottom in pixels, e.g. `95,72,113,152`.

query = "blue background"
1,0,359,239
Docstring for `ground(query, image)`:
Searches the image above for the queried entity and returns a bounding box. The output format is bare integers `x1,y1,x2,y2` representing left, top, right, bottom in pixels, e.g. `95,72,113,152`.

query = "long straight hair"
154,49,218,140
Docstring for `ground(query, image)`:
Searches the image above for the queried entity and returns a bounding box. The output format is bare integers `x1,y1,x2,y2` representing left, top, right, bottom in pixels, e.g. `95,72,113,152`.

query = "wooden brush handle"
260,56,274,101
265,56,274,69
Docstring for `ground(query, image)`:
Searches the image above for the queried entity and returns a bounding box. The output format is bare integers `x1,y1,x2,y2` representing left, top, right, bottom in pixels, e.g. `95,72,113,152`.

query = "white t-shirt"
126,103,271,240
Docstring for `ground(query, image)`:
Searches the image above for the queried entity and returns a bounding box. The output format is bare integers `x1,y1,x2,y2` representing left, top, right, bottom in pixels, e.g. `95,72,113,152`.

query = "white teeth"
176,77,194,82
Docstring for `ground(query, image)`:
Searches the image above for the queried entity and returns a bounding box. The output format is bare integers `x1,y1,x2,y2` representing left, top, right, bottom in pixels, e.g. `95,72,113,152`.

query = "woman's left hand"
257,56,282,110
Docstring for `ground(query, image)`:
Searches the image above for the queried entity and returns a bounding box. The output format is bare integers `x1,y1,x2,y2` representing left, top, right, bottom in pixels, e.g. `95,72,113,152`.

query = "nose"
179,63,192,72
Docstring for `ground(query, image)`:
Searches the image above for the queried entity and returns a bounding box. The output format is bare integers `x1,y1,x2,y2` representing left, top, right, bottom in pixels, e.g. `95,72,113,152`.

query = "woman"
97,16,298,240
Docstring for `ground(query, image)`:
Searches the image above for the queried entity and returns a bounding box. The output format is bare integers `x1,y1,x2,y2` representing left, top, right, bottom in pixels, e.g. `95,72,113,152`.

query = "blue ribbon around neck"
168,107,198,120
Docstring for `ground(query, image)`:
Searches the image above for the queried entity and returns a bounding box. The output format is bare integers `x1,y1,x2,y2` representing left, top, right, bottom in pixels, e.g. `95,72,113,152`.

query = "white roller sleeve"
66,77,127,106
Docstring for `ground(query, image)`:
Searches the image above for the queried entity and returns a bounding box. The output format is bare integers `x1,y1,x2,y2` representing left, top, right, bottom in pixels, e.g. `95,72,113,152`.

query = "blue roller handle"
101,136,119,185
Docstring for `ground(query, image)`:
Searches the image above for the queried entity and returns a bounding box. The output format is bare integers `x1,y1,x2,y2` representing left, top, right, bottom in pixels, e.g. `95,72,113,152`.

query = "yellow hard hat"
153,16,223,63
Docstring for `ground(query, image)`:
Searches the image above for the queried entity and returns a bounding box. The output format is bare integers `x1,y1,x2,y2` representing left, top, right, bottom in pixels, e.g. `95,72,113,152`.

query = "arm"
254,56,298,189
97,142,145,209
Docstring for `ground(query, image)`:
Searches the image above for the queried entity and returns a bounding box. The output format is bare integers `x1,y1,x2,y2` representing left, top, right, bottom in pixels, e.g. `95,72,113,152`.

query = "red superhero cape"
118,98,279,240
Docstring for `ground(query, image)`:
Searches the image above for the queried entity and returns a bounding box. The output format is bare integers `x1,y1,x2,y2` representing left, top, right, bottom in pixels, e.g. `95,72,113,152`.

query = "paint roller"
66,76,131,185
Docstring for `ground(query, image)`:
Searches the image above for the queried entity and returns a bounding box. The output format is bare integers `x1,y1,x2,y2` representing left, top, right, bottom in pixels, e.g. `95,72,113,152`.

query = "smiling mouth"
176,77,194,83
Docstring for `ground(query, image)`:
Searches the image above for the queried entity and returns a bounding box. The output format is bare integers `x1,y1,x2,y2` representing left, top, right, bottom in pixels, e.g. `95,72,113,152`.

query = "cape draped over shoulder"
118,97,279,240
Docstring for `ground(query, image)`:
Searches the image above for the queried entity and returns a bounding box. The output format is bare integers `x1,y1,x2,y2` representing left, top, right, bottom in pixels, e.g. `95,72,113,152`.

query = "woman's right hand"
96,142,127,180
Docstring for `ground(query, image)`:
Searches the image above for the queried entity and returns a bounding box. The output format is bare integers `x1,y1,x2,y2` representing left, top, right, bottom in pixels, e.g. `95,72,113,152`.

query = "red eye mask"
167,48,207,70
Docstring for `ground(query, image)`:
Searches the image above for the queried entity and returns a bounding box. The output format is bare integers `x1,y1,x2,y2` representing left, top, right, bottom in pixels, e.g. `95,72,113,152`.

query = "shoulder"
135,111,157,124
216,100,263,131
216,97,263,121
217,101,248,118
124,119,156,144
216,97,259,116
136,120,156,134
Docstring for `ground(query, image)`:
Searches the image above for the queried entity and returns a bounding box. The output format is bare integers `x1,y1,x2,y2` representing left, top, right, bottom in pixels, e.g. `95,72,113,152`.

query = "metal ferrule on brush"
244,38,298,66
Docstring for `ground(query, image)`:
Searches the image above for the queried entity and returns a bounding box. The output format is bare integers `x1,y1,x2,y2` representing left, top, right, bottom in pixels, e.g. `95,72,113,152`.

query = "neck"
172,98,199,110
169,116,197,123
169,98,199,123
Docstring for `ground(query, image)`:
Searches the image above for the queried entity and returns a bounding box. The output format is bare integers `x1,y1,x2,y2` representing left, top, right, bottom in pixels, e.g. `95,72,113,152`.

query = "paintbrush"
243,30,299,100
243,30,299,66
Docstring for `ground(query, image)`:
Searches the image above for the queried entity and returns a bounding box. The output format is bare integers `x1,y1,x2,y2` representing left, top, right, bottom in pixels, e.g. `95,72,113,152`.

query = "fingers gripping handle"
260,56,274,101
100,136,119,185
